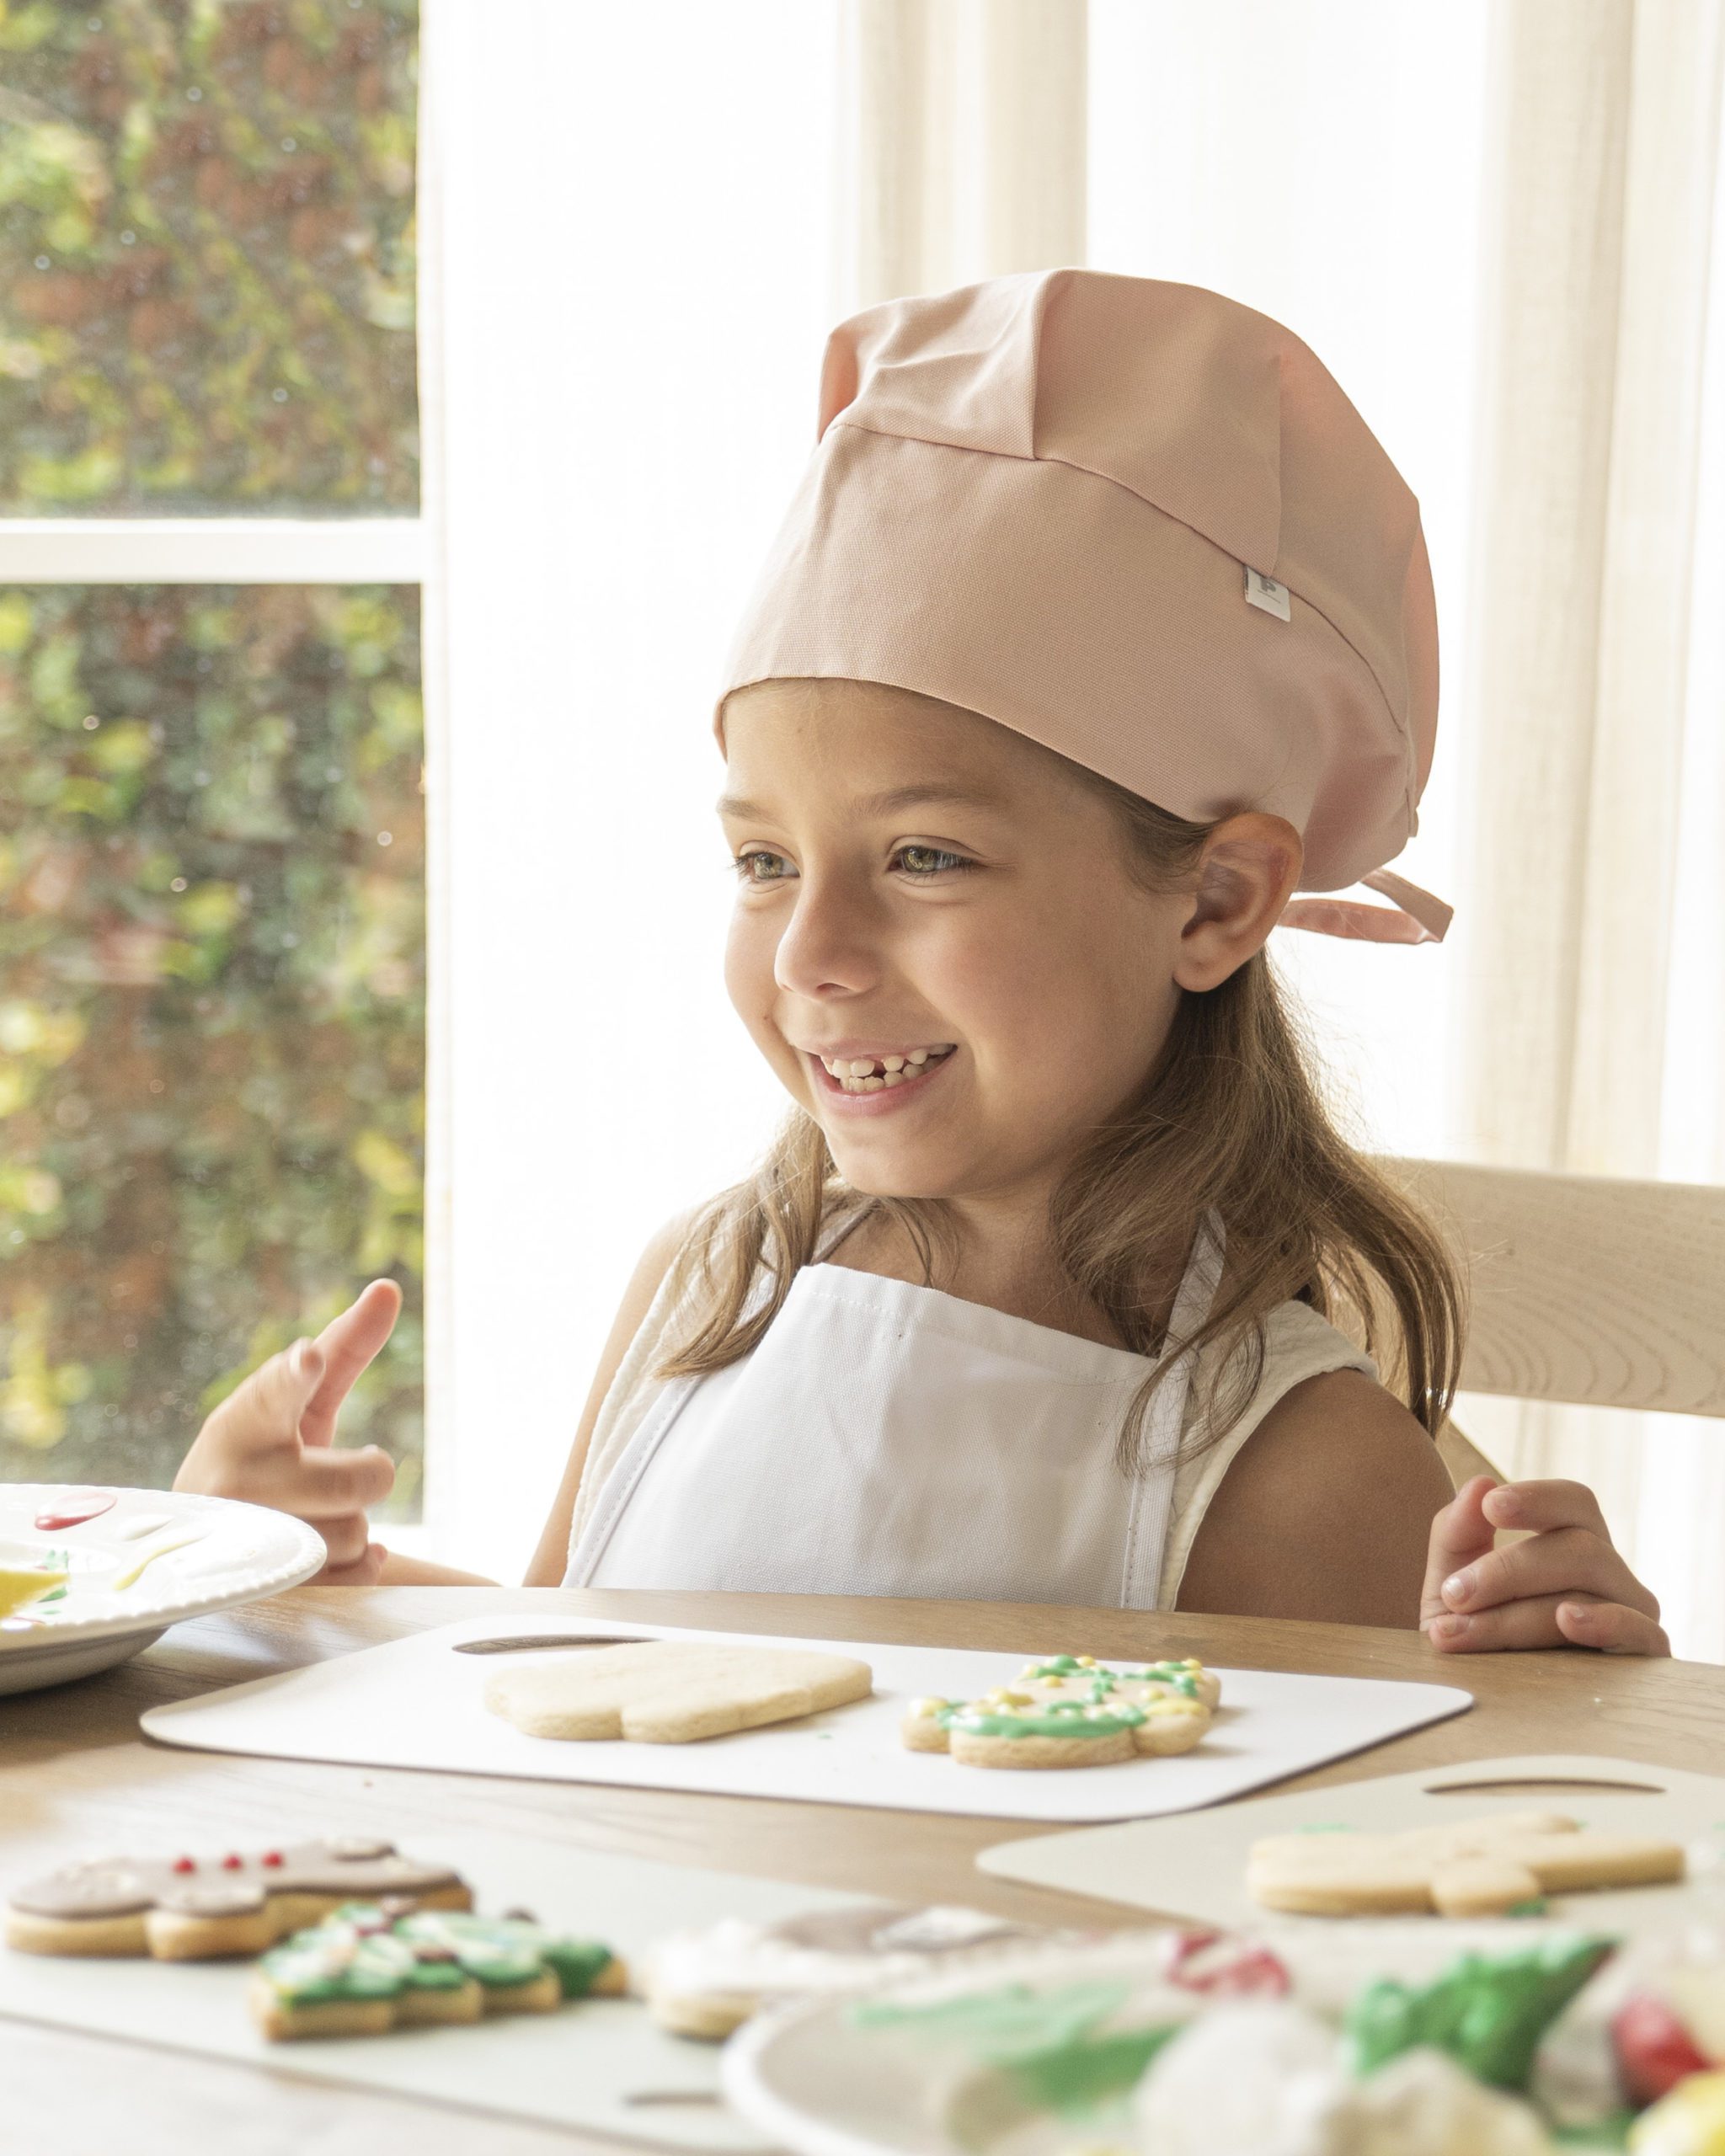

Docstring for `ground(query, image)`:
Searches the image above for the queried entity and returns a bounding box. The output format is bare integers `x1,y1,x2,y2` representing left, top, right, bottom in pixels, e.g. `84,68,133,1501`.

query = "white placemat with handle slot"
0,1825,901,2149
976,1753,1725,1931
141,1614,1472,1823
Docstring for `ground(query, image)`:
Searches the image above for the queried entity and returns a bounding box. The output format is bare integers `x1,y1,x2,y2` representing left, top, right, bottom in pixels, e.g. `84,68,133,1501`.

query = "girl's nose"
771,876,881,1000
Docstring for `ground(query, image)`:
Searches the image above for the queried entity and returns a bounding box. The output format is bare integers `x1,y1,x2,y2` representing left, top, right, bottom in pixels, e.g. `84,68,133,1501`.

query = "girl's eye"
726,846,977,883
895,846,975,878
729,850,789,883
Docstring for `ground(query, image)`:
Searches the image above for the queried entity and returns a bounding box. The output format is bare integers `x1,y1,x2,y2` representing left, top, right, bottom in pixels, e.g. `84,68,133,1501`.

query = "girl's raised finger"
301,1280,404,1449
1557,1599,1671,1656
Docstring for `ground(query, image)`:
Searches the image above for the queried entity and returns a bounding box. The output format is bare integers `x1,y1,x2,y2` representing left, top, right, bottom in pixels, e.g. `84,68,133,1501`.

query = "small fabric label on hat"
1244,567,1291,622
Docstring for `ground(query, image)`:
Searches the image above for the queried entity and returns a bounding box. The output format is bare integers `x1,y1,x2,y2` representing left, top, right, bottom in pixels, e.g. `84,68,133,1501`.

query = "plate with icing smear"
0,1485,325,1694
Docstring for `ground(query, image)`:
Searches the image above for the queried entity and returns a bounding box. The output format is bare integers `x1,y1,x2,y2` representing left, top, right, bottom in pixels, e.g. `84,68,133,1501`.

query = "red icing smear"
34,1492,116,1532
1167,1929,1290,1997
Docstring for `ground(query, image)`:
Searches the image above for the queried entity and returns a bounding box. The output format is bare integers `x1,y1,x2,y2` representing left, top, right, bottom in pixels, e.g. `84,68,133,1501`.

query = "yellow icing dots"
980,1689,1033,1709
1142,1696,1205,1717
909,1697,948,1718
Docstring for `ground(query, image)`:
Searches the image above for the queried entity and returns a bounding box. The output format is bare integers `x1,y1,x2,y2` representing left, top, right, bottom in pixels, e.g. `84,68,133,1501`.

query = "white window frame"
0,521,423,584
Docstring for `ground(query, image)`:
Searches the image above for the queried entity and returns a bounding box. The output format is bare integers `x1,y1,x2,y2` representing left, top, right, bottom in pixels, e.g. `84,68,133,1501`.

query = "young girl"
177,271,1667,1656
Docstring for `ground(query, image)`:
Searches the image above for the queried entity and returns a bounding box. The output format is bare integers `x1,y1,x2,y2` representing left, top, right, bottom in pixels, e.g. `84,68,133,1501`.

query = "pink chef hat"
713,269,1449,944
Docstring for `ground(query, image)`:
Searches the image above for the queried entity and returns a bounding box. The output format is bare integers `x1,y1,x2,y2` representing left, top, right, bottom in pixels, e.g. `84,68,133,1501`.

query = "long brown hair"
654,739,1464,1470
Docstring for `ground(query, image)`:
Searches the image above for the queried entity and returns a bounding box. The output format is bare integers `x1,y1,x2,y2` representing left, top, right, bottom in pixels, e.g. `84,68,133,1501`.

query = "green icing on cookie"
259,1902,615,2007
940,1700,1147,1739
533,1934,619,1998
1126,1662,1202,1698
1345,1934,1616,2090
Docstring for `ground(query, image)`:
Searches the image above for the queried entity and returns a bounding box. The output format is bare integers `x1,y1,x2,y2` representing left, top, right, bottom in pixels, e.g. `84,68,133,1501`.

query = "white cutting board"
141,1613,1471,1823
978,1753,1725,1935
0,1826,894,2148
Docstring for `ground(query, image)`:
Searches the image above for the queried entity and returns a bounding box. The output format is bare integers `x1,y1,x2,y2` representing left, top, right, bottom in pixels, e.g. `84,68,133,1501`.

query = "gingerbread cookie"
1247,1810,1685,1918
6,1838,472,1960
248,1901,626,2041
483,1640,873,1743
646,1903,1115,2039
902,1655,1218,1769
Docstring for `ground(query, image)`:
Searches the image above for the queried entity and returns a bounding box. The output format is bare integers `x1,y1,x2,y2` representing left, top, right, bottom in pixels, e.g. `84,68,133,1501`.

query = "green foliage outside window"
0,0,418,512
0,2,424,1505
0,583,425,1504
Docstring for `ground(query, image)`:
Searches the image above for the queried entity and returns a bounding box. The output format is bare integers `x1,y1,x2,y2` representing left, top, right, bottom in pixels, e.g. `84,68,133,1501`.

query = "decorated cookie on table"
901,1654,1220,1769
249,1900,626,2041
646,1901,1127,2039
5,1837,473,1960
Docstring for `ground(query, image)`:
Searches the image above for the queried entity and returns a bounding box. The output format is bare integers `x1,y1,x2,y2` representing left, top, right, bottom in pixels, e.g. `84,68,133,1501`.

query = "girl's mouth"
805,1045,957,1118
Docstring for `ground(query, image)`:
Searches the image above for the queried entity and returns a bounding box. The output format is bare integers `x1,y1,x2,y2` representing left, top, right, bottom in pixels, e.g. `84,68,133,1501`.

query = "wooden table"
5,1585,1723,2153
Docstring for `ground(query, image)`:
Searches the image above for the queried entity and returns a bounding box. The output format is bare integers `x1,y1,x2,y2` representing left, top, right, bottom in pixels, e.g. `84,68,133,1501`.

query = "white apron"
568,1214,1224,1608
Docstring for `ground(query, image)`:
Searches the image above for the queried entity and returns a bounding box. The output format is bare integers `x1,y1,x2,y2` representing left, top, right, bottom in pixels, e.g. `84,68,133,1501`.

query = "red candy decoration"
261,1850,284,1868
221,1853,243,1870
171,1856,195,1875
1612,1992,1712,2105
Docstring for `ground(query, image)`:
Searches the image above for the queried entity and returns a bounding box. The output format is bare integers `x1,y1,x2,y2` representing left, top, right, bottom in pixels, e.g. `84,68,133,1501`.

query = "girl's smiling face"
718,678,1204,1208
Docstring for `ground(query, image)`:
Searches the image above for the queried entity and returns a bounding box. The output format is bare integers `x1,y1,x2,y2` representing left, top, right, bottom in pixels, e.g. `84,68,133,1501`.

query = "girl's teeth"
825,1044,953,1091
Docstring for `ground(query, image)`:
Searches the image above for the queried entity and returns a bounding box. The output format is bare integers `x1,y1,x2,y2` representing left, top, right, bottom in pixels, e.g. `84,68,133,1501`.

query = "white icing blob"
1130,2008,1556,2156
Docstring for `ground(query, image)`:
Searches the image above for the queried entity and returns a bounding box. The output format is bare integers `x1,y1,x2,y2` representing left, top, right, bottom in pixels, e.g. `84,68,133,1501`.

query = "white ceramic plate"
721,1925,1628,2156
0,1485,325,1694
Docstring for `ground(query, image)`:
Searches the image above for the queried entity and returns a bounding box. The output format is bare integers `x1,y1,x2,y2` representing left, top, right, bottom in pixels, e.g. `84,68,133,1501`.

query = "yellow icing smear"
110,1532,203,1591
0,1565,69,1620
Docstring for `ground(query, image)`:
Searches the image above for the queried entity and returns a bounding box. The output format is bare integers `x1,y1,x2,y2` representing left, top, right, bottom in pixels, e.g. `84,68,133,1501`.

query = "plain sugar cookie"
483,1640,873,1743
1247,1809,1685,1917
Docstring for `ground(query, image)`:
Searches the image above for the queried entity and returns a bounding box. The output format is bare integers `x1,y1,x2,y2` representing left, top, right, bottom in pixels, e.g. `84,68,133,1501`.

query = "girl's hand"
174,1280,403,1585
1422,1474,1669,1655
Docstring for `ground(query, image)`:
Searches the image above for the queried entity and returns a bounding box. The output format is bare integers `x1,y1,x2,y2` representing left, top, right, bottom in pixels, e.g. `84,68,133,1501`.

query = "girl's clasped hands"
1423,1473,1669,1656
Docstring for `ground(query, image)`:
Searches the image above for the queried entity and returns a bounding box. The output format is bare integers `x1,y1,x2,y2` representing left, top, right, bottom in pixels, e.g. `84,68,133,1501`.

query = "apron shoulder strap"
1117,1209,1226,1609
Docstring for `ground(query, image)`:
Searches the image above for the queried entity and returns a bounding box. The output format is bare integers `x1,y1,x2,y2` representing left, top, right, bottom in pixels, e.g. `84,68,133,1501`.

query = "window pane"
0,3,417,515
0,584,424,1513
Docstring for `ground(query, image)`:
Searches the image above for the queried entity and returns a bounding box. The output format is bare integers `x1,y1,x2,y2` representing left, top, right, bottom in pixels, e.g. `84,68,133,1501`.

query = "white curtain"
835,0,1087,308
419,3,841,1580
1448,0,1725,1659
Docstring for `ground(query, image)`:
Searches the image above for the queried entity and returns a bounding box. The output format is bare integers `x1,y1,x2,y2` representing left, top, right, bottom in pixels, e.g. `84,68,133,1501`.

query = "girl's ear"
1173,812,1304,992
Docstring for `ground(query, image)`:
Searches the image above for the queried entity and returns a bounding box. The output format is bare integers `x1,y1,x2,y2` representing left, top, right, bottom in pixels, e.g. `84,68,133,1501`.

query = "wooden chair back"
1383,1159,1725,1486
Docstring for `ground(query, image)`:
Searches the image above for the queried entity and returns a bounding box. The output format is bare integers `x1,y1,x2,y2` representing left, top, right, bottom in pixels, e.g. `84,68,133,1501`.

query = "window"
0,3,425,1524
